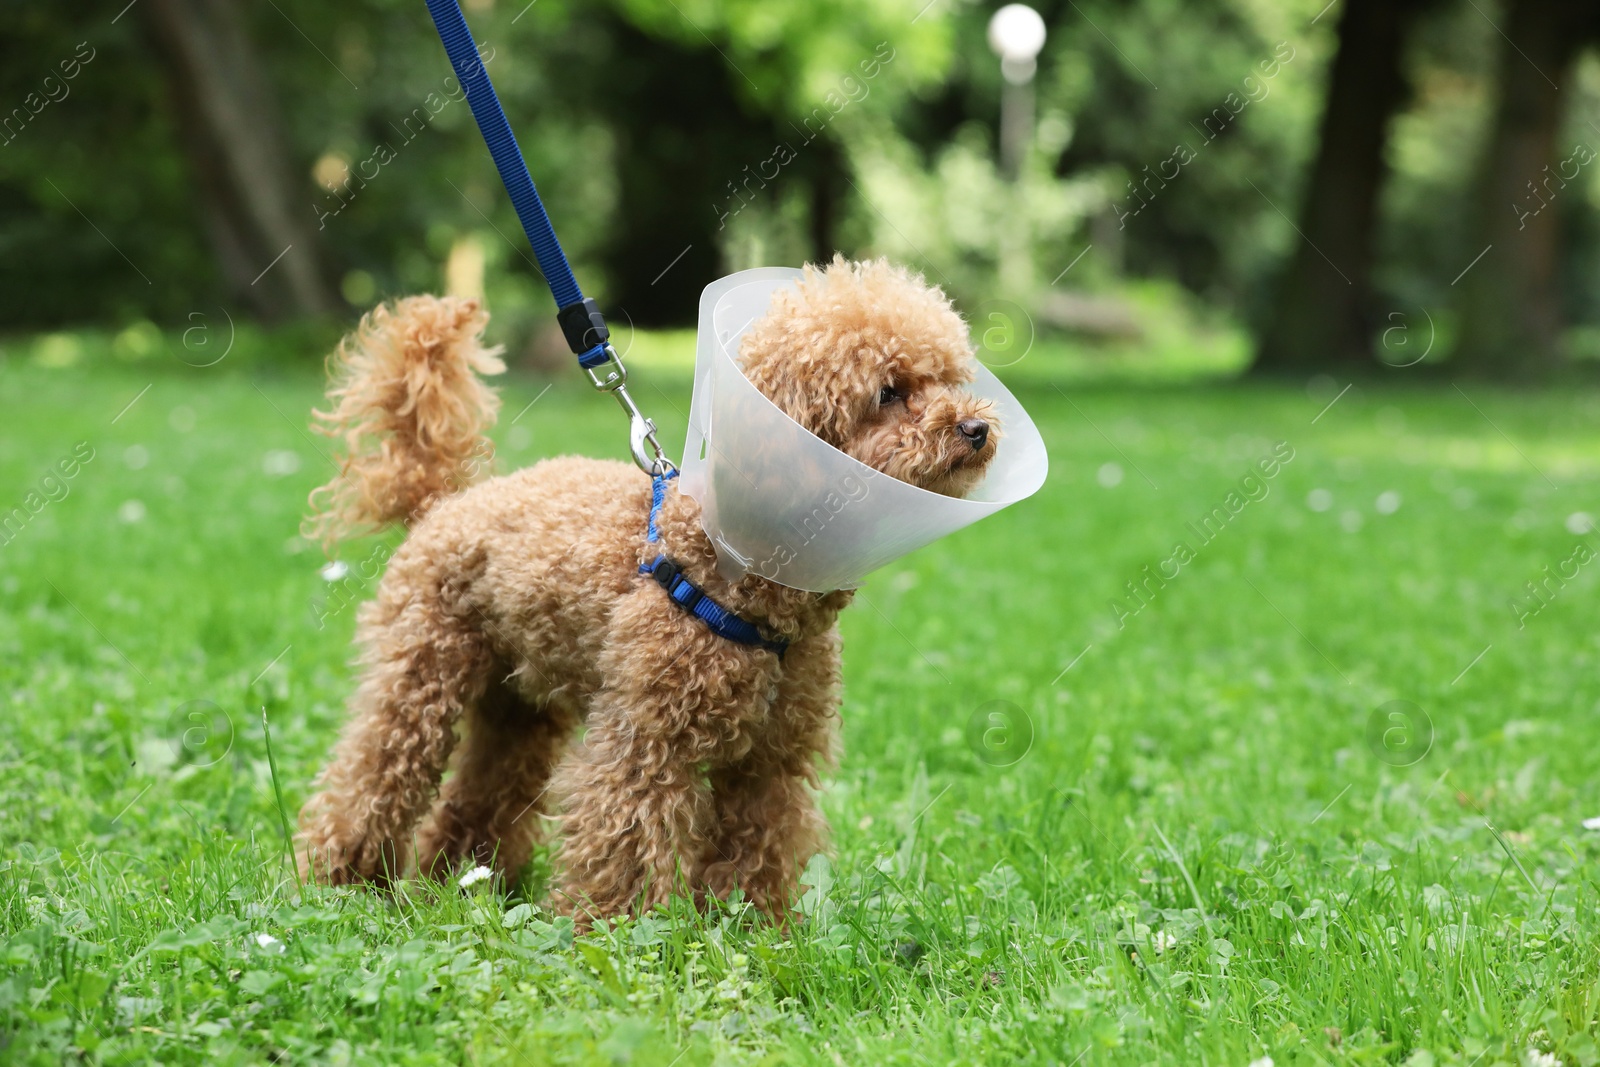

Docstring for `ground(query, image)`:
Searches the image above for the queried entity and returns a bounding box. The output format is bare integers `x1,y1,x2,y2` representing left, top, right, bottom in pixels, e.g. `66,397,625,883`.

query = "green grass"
4,344,1600,1066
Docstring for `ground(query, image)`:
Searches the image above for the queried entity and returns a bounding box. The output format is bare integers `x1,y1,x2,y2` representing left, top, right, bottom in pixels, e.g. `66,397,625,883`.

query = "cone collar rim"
681,267,1049,591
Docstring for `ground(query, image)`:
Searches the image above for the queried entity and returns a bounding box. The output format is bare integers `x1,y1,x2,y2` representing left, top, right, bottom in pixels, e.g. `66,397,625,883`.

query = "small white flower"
262,450,302,477
320,560,349,582
1152,930,1177,954
1248,1057,1274,1067
458,865,494,888
252,932,284,952
1527,1050,1559,1067
1583,816,1600,831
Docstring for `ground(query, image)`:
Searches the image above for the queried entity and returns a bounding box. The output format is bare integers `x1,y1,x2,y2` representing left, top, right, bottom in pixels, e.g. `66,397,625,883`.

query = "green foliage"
614,0,954,114
4,348,1600,1062
7,0,1600,345
853,109,1106,307
0,6,214,327
0,0,952,334
1030,0,1332,313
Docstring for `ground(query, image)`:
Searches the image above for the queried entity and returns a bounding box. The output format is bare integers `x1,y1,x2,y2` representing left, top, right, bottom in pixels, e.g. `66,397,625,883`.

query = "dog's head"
738,257,999,498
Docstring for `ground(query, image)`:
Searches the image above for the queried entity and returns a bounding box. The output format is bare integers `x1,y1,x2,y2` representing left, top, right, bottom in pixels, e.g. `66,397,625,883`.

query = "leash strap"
423,0,677,475
424,0,610,367
646,468,675,544
639,471,789,658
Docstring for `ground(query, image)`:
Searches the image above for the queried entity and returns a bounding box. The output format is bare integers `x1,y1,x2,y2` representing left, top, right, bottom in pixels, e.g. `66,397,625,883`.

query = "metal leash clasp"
585,345,676,477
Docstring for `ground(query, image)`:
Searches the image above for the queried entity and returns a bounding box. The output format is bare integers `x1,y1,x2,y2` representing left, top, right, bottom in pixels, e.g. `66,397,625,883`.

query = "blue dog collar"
641,470,787,657
640,555,789,658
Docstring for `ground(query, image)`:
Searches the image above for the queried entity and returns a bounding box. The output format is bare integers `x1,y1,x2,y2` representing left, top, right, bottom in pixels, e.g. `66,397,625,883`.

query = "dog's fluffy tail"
305,295,505,546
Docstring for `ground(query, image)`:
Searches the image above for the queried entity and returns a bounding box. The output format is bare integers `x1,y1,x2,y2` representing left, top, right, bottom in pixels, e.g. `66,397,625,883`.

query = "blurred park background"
6,0,1600,380
12,5,1600,1061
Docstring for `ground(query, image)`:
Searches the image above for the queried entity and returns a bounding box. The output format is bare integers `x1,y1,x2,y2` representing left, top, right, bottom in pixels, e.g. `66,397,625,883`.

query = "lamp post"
988,3,1045,296
988,3,1046,182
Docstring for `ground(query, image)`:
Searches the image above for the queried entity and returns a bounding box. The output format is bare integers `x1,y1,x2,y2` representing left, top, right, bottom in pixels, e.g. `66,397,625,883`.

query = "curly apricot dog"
297,257,998,921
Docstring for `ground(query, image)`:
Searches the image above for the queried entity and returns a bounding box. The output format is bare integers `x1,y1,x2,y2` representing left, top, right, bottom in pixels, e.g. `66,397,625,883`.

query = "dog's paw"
298,837,401,889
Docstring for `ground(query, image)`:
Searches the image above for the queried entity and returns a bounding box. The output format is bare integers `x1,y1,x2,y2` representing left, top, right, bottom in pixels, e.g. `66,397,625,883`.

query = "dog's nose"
956,418,989,450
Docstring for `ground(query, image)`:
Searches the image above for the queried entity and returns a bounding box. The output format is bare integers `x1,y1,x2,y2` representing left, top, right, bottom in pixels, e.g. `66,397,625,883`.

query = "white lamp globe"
987,4,1047,63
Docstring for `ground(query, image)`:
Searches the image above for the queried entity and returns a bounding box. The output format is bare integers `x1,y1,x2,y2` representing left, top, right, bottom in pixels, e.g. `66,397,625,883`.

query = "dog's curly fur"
304,295,506,546
296,257,998,921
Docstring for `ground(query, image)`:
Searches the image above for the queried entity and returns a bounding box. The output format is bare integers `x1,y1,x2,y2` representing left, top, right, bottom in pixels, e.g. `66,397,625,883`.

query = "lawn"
3,342,1600,1066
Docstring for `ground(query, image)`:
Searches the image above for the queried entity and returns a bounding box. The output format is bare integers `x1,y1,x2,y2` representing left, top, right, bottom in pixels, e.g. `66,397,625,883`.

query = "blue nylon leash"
645,468,676,545
424,0,606,366
424,0,676,476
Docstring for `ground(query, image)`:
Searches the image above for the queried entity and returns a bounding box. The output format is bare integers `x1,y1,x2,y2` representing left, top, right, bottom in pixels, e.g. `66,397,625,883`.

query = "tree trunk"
141,0,340,321
808,137,844,265
1452,0,1598,379
594,18,780,326
1252,0,1428,374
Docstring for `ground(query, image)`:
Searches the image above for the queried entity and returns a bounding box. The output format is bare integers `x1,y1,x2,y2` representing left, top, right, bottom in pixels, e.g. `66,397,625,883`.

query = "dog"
296,256,999,921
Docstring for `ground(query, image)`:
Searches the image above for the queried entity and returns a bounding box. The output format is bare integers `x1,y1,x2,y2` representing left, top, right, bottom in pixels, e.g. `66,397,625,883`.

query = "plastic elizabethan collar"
679,268,1049,593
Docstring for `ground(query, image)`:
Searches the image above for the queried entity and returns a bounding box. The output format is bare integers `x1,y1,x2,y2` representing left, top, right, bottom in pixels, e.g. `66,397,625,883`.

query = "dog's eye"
878,385,903,406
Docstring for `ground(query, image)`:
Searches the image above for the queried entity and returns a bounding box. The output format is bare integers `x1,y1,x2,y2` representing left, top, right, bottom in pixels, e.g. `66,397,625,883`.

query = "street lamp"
988,4,1045,296
988,3,1046,181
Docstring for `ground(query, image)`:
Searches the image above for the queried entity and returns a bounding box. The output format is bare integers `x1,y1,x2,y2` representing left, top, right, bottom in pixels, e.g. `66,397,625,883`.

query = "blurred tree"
1367,4,1497,329
1252,0,1438,374
592,0,950,319
585,14,791,325
0,0,954,335
140,0,340,320
1451,0,1600,378
0,4,220,329
1035,0,1327,312
10,0,1600,364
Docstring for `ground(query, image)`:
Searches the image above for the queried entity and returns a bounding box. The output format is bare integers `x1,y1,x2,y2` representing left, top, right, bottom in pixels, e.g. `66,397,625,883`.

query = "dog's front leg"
698,632,841,919
549,587,781,922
